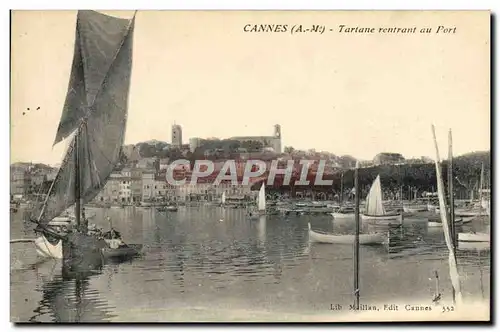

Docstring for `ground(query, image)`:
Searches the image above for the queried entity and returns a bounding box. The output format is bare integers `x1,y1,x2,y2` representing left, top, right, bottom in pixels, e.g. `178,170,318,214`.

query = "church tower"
273,124,282,153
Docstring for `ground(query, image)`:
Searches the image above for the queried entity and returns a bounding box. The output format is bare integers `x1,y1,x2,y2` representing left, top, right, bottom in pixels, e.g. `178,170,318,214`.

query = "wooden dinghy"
308,223,386,245
102,243,142,260
331,207,355,220
458,232,490,243
403,205,427,213
457,241,490,251
428,217,464,228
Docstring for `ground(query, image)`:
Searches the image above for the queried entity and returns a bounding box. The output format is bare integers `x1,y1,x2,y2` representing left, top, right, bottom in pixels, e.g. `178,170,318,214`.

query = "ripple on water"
10,207,491,322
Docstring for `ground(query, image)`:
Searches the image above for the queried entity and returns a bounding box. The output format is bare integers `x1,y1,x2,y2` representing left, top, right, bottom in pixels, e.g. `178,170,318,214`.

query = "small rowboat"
427,217,464,227
308,223,386,245
102,244,142,260
458,241,490,251
361,213,402,223
403,205,427,213
330,211,355,220
458,232,490,243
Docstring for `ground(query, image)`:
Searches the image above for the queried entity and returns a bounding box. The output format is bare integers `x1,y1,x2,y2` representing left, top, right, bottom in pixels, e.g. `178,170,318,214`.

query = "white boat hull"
308,223,385,245
427,204,437,212
330,212,355,219
458,232,490,243
458,241,490,251
403,206,427,213
361,214,402,224
34,236,63,259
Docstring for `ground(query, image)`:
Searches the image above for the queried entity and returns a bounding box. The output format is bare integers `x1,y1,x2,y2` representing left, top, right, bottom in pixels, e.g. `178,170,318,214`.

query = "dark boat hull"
102,244,142,260
62,233,108,272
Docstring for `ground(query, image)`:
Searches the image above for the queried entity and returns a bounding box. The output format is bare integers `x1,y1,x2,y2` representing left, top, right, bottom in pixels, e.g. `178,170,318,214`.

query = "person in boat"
103,217,122,240
81,207,89,233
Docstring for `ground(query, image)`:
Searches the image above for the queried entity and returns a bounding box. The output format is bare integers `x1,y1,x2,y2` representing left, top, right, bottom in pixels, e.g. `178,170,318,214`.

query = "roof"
230,136,277,141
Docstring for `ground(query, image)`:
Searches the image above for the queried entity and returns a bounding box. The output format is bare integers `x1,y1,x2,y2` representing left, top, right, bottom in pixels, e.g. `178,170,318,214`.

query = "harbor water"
10,206,490,322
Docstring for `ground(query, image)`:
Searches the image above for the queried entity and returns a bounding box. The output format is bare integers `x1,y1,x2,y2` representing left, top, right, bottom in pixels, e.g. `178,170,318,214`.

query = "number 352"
442,306,455,312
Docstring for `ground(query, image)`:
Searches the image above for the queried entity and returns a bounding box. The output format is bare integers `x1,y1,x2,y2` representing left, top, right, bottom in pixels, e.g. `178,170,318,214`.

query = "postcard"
10,10,490,322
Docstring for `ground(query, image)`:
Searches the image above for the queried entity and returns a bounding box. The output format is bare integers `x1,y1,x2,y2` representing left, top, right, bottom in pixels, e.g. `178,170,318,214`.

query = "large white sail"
258,183,266,211
365,175,386,216
431,125,463,304
32,11,135,224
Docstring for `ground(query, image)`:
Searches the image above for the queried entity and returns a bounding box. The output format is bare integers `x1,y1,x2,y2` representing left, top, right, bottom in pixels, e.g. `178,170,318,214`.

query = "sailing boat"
331,172,355,220
258,182,266,215
221,191,226,206
30,11,139,267
431,126,463,304
309,162,386,245
248,182,266,219
361,175,401,223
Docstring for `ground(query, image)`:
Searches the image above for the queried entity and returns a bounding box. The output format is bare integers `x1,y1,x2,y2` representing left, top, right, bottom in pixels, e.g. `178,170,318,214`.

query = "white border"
4,1,497,331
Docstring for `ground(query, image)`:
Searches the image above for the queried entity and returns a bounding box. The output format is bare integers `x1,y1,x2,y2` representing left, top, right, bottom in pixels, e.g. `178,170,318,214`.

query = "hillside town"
10,123,467,206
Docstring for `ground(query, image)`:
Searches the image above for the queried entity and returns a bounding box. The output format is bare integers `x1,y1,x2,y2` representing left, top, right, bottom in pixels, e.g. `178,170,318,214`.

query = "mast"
340,172,344,206
447,129,456,304
74,129,81,229
479,162,484,211
431,125,462,305
353,161,360,310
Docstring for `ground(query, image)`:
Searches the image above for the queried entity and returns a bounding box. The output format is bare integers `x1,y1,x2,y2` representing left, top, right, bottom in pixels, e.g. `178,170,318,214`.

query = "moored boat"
29,11,139,269
458,232,490,243
308,223,385,245
330,206,355,219
248,183,266,219
427,217,464,228
403,205,427,213
361,175,402,223
166,205,178,212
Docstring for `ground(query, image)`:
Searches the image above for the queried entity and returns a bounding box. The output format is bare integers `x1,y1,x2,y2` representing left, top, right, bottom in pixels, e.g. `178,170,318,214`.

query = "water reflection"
24,260,114,322
10,206,490,322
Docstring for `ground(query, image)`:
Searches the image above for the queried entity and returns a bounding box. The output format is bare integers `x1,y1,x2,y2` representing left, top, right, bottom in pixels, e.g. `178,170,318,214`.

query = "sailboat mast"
74,130,81,229
431,125,462,305
353,161,360,310
448,130,456,304
448,130,455,247
340,172,344,205
479,162,484,207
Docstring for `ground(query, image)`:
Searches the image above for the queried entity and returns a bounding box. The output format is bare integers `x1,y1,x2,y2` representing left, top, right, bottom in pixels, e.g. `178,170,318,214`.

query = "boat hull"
403,206,427,213
427,204,437,212
34,235,63,259
458,241,490,251
102,244,142,260
330,212,355,219
458,232,490,243
308,223,385,245
361,213,402,224
52,216,73,223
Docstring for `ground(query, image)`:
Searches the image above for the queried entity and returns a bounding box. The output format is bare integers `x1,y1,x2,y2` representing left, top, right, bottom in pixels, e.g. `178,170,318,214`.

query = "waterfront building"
373,152,405,166
230,124,282,153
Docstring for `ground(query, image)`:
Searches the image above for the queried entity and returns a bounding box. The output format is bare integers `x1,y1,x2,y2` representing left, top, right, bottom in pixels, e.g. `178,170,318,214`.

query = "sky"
10,10,490,165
